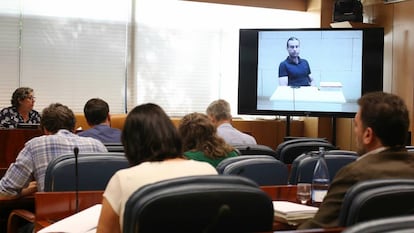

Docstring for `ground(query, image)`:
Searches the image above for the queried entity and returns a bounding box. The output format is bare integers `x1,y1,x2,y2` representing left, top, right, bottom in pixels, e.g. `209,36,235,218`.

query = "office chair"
232,144,277,158
277,140,337,164
275,137,329,159
216,155,276,174
289,150,357,184
103,142,124,153
342,214,414,233
44,152,129,191
221,156,289,185
338,179,414,227
123,175,274,233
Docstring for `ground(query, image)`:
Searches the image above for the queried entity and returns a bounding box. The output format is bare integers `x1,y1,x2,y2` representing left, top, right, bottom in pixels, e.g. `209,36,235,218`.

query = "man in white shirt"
206,99,257,145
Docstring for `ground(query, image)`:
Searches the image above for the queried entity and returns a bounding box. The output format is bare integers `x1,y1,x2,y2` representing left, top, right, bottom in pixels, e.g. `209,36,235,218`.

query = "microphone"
74,146,79,213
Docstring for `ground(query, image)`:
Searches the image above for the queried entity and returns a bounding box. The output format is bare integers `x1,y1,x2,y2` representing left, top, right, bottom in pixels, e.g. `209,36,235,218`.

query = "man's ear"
363,127,374,145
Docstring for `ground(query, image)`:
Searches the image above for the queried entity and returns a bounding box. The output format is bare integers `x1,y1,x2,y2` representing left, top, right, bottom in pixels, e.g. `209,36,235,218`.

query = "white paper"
273,201,318,225
273,201,318,218
38,204,101,233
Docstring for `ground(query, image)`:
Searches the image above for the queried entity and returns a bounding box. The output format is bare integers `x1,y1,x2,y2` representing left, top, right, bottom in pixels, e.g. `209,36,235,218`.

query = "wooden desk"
261,185,298,202
0,129,42,176
33,187,343,233
34,191,103,232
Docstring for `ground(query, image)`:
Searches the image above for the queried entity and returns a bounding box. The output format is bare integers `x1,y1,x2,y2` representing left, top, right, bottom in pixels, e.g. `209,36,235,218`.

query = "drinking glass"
297,183,311,204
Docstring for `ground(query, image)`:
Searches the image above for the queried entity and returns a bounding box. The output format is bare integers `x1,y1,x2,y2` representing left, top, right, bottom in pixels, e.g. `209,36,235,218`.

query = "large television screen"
238,28,384,118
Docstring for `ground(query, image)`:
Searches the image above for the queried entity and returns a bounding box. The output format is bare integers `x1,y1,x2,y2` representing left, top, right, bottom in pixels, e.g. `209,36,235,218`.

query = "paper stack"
273,201,318,226
37,204,101,233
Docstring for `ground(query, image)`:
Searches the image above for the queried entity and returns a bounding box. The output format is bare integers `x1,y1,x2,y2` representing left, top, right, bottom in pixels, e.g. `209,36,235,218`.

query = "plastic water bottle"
312,147,330,206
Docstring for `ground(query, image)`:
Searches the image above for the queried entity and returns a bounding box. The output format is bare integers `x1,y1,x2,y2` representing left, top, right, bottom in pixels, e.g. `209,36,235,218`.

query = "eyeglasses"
26,96,36,101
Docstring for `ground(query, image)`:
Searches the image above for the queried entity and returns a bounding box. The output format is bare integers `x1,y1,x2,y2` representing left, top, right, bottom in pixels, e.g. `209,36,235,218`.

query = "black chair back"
103,142,124,152
275,137,329,159
342,214,414,233
216,155,275,173
289,150,357,184
44,152,129,191
277,140,337,164
338,179,414,227
123,175,274,233
221,157,289,185
232,144,277,158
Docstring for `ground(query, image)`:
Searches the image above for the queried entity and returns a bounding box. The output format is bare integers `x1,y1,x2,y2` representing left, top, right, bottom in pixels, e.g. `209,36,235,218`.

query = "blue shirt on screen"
279,56,312,86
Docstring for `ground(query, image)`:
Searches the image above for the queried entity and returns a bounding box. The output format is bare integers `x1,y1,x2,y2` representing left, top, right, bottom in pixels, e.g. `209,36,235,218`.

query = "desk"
34,191,103,232
0,129,43,176
270,86,346,103
263,86,354,113
32,187,343,233
261,185,298,202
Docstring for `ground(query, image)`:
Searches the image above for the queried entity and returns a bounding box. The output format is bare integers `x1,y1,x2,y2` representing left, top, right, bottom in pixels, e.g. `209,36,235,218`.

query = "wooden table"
31,186,344,233
31,185,344,233
34,191,103,232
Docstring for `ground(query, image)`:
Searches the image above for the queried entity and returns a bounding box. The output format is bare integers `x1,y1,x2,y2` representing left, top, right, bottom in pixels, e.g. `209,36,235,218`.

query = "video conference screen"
238,28,384,117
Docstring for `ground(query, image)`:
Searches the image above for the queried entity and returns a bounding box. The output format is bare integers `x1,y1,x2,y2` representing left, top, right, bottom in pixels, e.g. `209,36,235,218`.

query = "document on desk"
273,201,318,226
270,86,346,103
37,204,101,233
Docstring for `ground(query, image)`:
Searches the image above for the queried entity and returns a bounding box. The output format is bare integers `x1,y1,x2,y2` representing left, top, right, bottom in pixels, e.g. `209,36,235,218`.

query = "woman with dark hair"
96,103,217,233
0,87,41,128
178,112,239,167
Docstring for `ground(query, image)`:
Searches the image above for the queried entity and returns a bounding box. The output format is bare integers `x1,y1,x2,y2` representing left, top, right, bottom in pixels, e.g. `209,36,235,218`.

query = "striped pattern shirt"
0,129,107,196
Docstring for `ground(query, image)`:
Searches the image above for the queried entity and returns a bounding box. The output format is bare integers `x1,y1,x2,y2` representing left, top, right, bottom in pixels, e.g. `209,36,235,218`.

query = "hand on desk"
0,181,36,200
21,181,37,197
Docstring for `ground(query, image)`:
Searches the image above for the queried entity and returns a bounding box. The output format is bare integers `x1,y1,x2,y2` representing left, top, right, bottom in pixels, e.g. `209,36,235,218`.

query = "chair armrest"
7,209,35,233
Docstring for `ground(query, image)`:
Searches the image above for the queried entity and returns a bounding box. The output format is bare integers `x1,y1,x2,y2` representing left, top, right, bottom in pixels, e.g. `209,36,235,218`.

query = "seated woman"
96,103,217,233
0,87,41,128
178,112,239,167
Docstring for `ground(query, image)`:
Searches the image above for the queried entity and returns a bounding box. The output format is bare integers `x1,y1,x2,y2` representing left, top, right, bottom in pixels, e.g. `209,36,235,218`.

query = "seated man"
0,103,107,200
78,98,121,143
206,99,257,145
298,91,414,229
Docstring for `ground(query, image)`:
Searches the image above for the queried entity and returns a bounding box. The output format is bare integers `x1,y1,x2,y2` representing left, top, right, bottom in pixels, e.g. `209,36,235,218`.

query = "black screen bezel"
238,27,384,118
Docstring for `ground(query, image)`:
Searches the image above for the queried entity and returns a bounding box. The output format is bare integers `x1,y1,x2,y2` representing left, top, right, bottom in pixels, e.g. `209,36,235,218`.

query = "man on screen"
278,37,314,87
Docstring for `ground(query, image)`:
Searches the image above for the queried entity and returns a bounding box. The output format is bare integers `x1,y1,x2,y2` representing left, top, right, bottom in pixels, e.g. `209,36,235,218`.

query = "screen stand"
285,115,291,137
332,117,337,146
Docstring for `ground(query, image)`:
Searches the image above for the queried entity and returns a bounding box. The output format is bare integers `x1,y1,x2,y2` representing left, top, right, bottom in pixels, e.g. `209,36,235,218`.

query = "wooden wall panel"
392,1,414,144
363,0,414,145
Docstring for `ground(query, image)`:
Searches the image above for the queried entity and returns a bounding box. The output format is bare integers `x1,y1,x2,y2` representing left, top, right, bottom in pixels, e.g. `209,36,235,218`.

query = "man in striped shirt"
0,103,107,200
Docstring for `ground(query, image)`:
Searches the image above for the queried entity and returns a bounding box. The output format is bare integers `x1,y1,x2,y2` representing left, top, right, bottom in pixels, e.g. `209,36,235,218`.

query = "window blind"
0,0,318,117
0,1,20,108
133,0,319,117
19,0,130,113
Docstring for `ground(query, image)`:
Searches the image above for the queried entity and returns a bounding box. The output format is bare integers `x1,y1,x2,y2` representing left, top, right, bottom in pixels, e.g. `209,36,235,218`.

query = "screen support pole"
286,115,291,137
332,116,337,146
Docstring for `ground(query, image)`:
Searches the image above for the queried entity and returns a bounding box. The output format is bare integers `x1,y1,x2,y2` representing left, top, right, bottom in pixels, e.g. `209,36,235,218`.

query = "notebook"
273,201,318,226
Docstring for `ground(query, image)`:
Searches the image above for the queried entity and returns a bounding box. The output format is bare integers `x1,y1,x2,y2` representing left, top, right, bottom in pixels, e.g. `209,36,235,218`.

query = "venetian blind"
0,1,20,108
132,0,319,116
19,0,130,113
